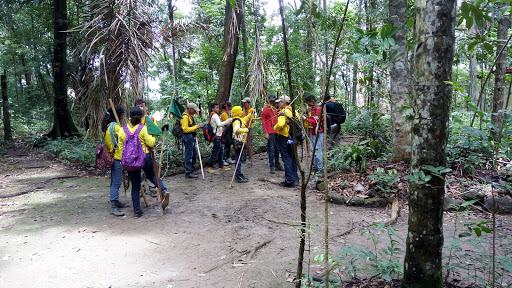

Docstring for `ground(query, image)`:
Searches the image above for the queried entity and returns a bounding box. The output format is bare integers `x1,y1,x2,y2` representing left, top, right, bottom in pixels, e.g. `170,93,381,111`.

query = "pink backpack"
121,124,146,171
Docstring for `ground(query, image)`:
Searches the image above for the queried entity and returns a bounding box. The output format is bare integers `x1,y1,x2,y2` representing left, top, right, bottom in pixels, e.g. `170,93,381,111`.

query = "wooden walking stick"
108,99,121,124
140,184,149,207
150,149,168,214
195,137,205,179
229,114,254,188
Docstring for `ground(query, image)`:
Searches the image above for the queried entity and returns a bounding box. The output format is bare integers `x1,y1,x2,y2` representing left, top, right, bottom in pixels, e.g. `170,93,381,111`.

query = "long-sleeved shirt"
105,122,122,160
242,107,260,128
307,106,324,135
233,118,249,142
261,105,279,134
180,112,199,134
118,123,155,155
273,106,300,137
209,112,231,136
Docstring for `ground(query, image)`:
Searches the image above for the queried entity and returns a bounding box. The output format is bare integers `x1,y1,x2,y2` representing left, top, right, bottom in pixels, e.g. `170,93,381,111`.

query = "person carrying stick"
181,102,204,178
231,106,250,183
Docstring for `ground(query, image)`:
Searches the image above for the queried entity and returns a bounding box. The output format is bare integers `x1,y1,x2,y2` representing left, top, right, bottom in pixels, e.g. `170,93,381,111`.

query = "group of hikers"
100,94,344,217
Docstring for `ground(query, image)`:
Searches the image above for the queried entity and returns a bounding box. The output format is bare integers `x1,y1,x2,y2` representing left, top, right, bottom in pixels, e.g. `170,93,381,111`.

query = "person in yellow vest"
118,107,168,218
101,105,129,216
181,102,204,178
231,106,250,183
241,97,260,164
274,95,299,187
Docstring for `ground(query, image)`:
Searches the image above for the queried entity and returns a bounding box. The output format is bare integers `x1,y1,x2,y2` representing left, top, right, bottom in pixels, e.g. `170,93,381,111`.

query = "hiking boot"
226,158,236,164
110,201,125,216
235,175,248,183
270,167,276,174
280,181,296,188
161,191,170,209
186,172,199,178
207,167,216,173
276,164,285,171
240,174,249,181
218,166,231,171
134,209,144,218
114,200,130,208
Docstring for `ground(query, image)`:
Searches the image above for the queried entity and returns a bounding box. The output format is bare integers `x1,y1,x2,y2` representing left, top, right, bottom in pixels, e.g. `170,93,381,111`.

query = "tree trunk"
389,0,411,163
402,1,456,287
468,25,478,106
241,0,249,98
352,62,358,105
215,0,242,104
491,7,510,143
2,71,13,141
168,0,177,89
47,0,80,139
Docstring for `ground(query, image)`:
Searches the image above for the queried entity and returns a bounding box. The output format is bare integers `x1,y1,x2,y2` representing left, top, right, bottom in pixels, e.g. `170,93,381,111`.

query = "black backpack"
222,118,241,146
330,101,346,124
202,114,217,143
172,120,183,139
281,113,305,144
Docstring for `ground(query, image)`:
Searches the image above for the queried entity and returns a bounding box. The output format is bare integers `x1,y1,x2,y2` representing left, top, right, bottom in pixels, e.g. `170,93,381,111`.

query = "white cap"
276,95,291,103
241,97,251,103
187,102,200,112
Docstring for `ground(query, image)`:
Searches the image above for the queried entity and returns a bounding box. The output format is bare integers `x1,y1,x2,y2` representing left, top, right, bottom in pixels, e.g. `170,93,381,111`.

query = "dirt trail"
1,146,510,287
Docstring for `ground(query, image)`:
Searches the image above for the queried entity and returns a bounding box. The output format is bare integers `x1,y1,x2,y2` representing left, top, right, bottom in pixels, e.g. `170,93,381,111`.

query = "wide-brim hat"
277,95,291,103
187,102,200,112
241,97,251,103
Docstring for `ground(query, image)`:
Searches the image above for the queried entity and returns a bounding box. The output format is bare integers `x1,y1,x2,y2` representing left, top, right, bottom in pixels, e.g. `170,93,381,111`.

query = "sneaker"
222,160,230,167
235,175,248,183
240,174,249,181
276,164,285,171
134,209,144,218
207,167,216,173
226,158,236,164
270,167,276,174
186,172,199,178
218,166,231,171
114,200,130,208
150,189,157,198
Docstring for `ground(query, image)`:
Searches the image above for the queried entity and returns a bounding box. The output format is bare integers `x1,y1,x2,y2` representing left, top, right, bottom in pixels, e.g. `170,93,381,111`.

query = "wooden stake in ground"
195,137,205,179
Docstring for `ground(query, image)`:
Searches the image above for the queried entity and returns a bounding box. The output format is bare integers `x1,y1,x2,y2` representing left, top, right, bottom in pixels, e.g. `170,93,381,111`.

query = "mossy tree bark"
47,0,80,139
389,0,411,163
402,1,456,287
2,72,12,141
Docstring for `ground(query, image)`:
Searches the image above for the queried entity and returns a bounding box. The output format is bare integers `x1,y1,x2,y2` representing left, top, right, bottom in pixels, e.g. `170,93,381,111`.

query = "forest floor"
0,141,511,288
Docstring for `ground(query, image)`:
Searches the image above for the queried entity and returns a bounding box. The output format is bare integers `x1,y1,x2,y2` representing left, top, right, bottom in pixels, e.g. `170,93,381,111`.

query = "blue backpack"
121,124,146,171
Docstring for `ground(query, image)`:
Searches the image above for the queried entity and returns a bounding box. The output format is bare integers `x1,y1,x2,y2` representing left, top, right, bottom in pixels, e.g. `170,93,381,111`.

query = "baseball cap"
268,94,277,101
187,102,200,112
277,95,291,103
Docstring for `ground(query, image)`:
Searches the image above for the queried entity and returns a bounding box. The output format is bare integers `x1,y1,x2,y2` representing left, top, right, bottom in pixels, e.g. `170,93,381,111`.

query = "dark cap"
268,94,277,101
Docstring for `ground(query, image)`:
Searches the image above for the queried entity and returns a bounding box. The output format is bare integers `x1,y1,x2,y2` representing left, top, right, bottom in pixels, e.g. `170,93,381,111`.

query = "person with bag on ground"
101,105,130,216
231,106,250,183
274,95,300,188
207,103,232,173
261,94,284,174
305,95,325,173
118,107,168,218
181,102,204,178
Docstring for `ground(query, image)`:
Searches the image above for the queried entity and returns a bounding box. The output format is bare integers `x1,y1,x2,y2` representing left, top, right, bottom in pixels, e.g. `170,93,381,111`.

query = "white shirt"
210,113,231,137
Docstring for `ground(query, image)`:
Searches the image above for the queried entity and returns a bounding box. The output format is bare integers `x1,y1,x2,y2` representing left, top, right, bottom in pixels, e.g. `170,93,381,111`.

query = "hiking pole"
229,114,254,188
195,137,205,179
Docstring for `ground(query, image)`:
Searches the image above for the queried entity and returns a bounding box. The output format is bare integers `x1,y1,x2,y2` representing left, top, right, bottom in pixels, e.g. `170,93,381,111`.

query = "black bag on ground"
331,101,346,124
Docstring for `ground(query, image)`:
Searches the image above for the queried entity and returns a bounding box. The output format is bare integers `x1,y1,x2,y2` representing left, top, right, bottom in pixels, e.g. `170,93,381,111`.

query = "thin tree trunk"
215,0,243,104
402,1,456,287
168,0,177,89
491,7,510,143
2,71,13,141
352,62,358,106
389,0,411,162
241,0,249,98
468,25,478,106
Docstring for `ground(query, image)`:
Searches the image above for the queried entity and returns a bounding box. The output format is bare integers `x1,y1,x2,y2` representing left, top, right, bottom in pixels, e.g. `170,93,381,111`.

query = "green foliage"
42,137,95,168
335,223,403,282
368,167,399,195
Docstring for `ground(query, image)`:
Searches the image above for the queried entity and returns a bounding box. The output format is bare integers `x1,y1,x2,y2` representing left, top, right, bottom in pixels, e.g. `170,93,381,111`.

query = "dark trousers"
183,133,197,174
277,135,299,184
235,147,243,176
127,154,167,212
224,143,232,160
208,137,224,168
267,133,280,168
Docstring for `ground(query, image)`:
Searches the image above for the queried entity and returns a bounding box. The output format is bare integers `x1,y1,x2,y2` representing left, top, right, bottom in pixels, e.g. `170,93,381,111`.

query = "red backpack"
95,143,113,170
202,114,217,143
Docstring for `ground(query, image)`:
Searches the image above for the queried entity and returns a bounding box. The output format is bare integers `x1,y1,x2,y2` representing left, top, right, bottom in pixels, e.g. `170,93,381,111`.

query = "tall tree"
2,71,12,141
47,0,80,138
491,5,510,143
241,0,249,98
402,0,456,287
389,0,410,162
215,0,242,104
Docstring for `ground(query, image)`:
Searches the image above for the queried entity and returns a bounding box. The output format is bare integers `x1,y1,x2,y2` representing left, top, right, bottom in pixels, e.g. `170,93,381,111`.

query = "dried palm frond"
160,20,210,43
72,0,155,139
249,28,265,103
224,5,240,61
